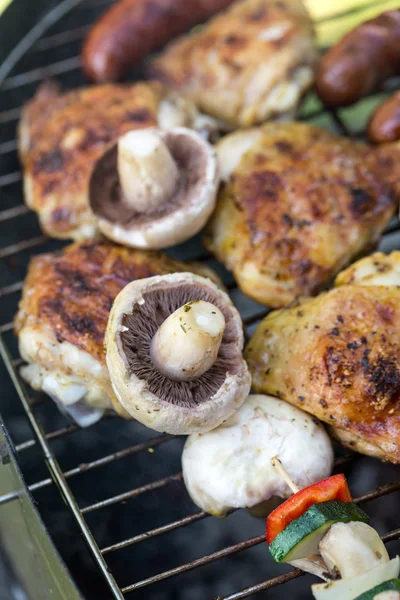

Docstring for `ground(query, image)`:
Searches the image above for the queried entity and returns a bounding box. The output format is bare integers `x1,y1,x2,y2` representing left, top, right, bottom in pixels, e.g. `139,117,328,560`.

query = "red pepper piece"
266,474,352,544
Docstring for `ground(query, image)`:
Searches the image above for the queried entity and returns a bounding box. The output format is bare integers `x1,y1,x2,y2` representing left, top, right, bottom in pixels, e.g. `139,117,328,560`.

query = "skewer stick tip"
271,456,300,494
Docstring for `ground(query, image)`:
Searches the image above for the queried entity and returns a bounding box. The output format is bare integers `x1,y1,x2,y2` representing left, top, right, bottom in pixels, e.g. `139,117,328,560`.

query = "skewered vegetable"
268,500,369,563
267,473,352,544
312,557,400,600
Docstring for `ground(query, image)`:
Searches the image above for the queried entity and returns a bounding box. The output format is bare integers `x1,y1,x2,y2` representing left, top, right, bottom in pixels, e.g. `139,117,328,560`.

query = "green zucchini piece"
354,579,400,599
268,500,369,563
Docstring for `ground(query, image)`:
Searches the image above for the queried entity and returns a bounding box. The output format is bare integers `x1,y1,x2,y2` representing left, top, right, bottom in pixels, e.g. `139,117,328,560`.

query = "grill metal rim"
1,1,400,599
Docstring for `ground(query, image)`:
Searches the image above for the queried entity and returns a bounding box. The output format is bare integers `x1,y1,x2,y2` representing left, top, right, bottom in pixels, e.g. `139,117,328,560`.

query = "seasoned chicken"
245,251,400,463
14,240,221,425
19,81,201,240
148,0,316,127
205,122,398,308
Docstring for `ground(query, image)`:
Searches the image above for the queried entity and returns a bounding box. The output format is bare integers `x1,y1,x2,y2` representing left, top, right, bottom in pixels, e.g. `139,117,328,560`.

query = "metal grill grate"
1,1,400,599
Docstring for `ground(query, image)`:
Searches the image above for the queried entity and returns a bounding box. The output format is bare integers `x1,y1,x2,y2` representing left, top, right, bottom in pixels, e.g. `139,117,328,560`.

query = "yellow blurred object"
304,0,400,47
0,0,12,14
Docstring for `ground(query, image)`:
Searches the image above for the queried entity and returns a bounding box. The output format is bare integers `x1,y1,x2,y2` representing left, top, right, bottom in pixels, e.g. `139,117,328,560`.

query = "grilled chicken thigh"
205,122,398,308
15,240,220,425
148,0,316,127
19,81,200,240
245,251,400,463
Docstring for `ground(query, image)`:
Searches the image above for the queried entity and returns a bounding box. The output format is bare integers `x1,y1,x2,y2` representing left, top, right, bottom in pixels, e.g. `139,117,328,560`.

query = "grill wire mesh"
1,1,400,598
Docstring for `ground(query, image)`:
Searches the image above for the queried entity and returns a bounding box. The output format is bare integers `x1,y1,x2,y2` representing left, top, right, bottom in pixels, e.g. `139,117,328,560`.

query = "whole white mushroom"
182,394,334,517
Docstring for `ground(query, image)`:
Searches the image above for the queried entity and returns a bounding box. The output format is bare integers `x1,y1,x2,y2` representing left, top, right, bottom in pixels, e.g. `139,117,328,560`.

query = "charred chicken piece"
148,0,316,127
205,122,398,308
245,251,400,463
18,81,202,240
14,240,221,426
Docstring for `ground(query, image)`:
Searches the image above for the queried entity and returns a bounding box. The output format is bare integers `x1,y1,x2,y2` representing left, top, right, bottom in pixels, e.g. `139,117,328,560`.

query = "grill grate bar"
0,107,20,124
0,281,23,297
0,433,175,505
0,205,30,222
0,235,47,259
122,534,266,594
2,56,81,91
0,139,17,154
81,472,183,514
102,510,207,555
34,25,90,51
216,569,304,600
15,423,79,452
218,529,400,600
0,171,22,187
0,322,13,334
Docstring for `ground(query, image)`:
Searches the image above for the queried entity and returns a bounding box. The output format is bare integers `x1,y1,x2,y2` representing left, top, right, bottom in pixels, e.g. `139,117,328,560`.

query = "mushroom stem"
271,456,300,494
150,300,226,381
118,129,180,213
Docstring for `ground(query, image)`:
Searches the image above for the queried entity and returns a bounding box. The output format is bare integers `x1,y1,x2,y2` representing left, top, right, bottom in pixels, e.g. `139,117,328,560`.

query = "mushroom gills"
120,281,242,408
89,127,219,249
150,300,225,381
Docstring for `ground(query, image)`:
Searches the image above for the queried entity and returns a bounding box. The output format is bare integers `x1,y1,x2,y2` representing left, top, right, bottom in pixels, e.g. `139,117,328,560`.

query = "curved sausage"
368,91,400,144
82,0,234,83
315,10,400,108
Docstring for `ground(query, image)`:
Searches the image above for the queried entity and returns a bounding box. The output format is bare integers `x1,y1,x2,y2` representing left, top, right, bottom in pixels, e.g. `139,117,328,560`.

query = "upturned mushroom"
89,127,219,249
105,272,251,434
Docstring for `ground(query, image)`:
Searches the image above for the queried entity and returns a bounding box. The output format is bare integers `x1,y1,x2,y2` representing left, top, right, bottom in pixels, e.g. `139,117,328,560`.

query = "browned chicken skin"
18,81,198,240
15,240,220,421
205,122,398,308
148,0,316,127
245,251,400,463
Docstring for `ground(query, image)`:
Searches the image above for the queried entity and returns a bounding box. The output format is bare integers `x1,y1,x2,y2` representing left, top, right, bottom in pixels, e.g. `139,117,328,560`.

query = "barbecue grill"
1,1,400,599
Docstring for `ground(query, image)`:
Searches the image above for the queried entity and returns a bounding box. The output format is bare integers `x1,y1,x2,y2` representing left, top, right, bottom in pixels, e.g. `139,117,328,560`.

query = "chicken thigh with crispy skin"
19,81,199,240
205,122,398,308
245,251,400,463
148,0,316,127
14,240,220,425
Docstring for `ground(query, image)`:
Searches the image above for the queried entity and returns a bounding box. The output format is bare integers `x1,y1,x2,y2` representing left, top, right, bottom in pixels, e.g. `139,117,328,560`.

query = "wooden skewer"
271,456,300,494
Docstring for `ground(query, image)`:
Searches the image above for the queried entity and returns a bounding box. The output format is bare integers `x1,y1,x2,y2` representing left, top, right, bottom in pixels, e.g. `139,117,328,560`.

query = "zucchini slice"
268,500,369,563
312,557,400,600
354,578,400,600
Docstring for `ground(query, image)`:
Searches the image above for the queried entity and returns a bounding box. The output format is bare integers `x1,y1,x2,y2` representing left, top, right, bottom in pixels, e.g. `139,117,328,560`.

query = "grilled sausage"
368,91,400,144
82,0,234,83
315,10,400,108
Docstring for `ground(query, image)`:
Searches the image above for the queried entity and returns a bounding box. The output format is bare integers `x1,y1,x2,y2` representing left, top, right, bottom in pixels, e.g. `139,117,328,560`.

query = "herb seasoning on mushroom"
105,272,251,434
89,127,219,249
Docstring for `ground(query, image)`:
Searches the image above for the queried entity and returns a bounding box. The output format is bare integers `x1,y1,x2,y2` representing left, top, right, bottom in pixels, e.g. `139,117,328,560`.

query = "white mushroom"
150,301,225,381
319,522,389,580
89,127,219,249
182,394,334,517
105,272,251,434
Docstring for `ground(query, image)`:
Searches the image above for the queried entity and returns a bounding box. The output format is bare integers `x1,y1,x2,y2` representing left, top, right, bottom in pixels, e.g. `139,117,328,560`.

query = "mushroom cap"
89,127,219,249
105,272,251,434
182,394,334,516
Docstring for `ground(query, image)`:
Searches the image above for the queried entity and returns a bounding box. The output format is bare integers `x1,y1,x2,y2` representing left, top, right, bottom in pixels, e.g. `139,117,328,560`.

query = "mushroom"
105,272,251,434
89,127,219,249
181,394,334,517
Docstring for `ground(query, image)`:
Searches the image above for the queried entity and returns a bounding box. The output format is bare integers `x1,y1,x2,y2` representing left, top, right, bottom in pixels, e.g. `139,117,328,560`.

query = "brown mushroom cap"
89,128,218,249
105,272,251,434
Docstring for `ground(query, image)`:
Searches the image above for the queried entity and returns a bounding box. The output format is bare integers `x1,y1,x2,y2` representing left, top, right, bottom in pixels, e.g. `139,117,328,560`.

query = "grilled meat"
19,81,199,240
148,0,316,127
205,122,398,308
15,240,221,422
245,251,400,463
